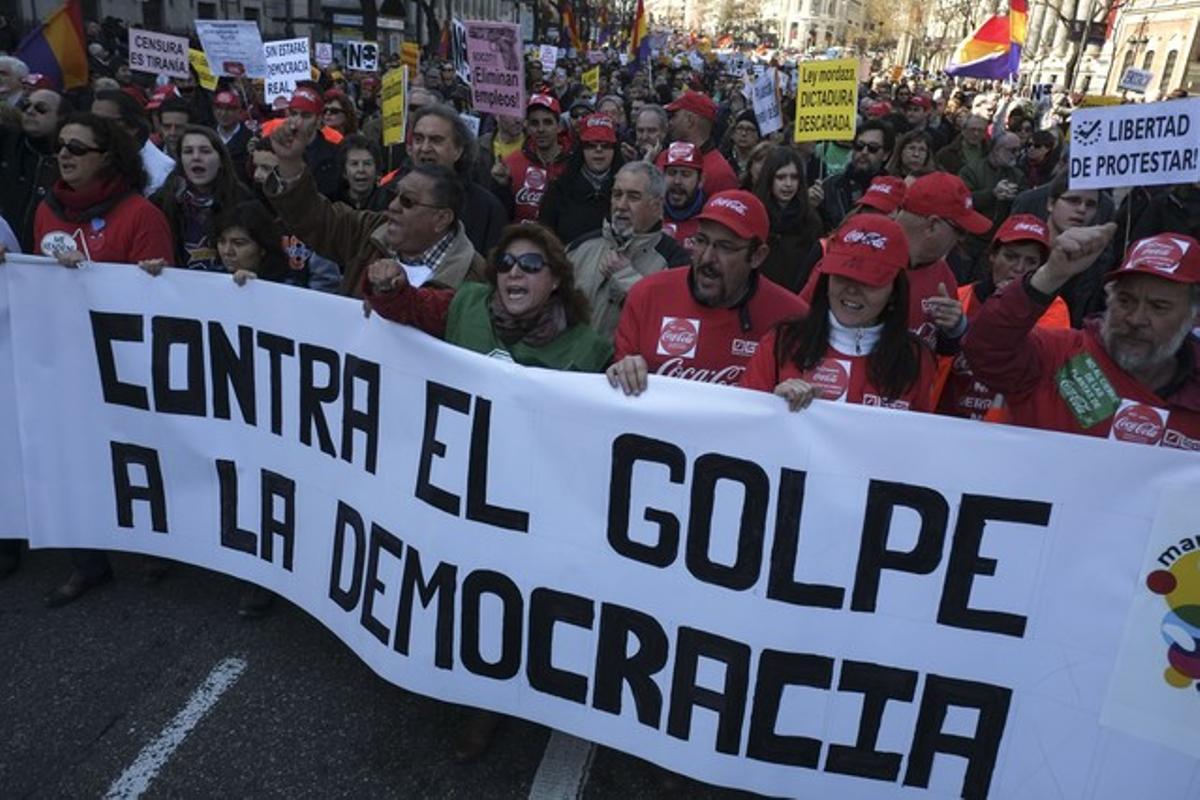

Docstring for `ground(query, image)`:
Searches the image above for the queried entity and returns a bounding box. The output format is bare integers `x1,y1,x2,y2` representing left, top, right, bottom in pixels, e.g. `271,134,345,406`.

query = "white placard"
315,42,333,69
1118,67,1154,94
752,70,782,134
1068,97,1200,190
459,111,481,137
344,40,380,72
5,258,1200,800
452,18,471,86
263,38,311,106
195,20,268,79
539,43,558,74
127,28,190,79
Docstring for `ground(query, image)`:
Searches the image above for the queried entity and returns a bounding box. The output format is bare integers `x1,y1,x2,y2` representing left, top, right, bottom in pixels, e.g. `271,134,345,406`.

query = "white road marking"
104,655,248,800
529,731,596,800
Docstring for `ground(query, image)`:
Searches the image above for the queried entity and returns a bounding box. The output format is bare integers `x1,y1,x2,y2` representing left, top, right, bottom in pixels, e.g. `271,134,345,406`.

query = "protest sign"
315,42,333,69
1030,82,1053,102
188,48,218,90
794,58,858,142
581,65,599,95
4,258,1200,799
451,18,471,85
539,43,558,74
459,112,481,137
1078,94,1123,107
465,21,524,116
401,41,420,72
263,38,311,106
1068,97,1200,190
195,20,267,79
127,29,190,79
1118,67,1154,94
381,66,407,147
751,70,782,135
344,41,379,72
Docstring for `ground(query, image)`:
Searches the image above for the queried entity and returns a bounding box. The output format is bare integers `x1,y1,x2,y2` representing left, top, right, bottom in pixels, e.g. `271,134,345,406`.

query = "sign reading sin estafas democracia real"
2,259,1199,799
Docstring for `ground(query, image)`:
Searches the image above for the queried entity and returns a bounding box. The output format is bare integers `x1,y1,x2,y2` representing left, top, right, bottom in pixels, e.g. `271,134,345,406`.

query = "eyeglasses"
55,139,105,157
394,194,445,211
496,252,547,274
691,234,751,258
852,141,884,154
324,107,345,115
20,100,52,114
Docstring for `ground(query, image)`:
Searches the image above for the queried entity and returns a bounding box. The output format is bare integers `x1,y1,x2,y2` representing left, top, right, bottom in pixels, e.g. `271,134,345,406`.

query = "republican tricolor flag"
945,0,1027,80
15,0,88,91
629,0,649,65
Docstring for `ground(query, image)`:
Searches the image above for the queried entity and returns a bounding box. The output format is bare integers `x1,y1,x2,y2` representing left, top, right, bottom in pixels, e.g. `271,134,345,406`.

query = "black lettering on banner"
361,521,403,644
208,322,256,424
466,396,529,532
259,469,295,571
903,675,1011,800
528,588,594,703
825,660,918,782
938,495,1051,637
606,434,686,567
329,500,366,611
256,331,295,436
593,603,669,726
90,311,149,409
768,468,845,609
217,459,256,557
151,316,205,415
393,543,457,669
341,355,380,475
686,454,768,590
852,481,949,613
299,343,338,458
746,649,832,768
667,627,751,755
460,570,523,679
110,441,168,532
416,380,470,516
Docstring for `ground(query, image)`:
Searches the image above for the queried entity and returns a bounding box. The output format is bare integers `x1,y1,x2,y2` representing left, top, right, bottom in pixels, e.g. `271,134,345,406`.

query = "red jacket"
615,267,807,386
962,279,1200,450
655,144,739,195
34,192,174,264
741,329,938,412
505,144,570,222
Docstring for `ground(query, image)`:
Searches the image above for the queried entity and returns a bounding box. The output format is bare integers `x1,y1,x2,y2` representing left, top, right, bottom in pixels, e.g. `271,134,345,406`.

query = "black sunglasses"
56,139,105,156
394,194,444,211
853,141,884,154
496,252,547,274
20,99,52,114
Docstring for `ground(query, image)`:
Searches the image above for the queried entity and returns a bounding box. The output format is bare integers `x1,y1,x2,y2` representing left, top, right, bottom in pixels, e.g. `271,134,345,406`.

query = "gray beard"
1101,314,1192,376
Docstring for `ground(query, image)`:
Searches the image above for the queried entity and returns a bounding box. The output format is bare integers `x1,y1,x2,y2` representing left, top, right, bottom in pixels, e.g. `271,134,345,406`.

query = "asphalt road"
1,547,762,800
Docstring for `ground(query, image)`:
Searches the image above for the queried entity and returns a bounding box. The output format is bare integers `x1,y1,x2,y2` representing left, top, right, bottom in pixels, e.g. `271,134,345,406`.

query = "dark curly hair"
57,111,147,191
485,223,591,327
211,201,289,282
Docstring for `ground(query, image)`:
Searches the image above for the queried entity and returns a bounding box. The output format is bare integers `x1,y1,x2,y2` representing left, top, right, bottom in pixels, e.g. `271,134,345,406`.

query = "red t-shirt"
661,216,701,252
505,148,569,222
615,268,807,386
34,193,174,264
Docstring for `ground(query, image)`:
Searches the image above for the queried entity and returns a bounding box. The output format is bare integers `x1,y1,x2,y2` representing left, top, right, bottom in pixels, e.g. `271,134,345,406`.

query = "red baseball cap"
1106,234,1200,285
819,216,911,288
866,100,893,118
664,141,703,171
146,84,180,111
903,173,992,235
528,92,561,115
22,73,55,91
289,86,324,115
665,90,717,122
993,214,1050,253
905,95,932,111
856,176,907,214
697,190,769,241
213,90,242,108
579,113,617,144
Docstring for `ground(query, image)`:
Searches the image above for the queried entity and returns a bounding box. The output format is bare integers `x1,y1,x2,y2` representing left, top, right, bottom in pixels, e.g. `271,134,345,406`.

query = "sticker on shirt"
730,338,758,357
39,230,80,258
514,166,548,209
1108,400,1167,446
802,358,851,401
1054,351,1120,429
657,317,700,359
862,394,911,410
1163,428,1200,451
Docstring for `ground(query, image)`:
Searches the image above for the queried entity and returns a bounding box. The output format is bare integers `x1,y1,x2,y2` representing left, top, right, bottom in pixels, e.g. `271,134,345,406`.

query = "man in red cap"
285,84,341,198
904,94,948,150
607,189,807,392
654,90,738,194
965,226,1200,448
212,89,251,170
491,92,571,222
855,175,906,216
661,141,706,249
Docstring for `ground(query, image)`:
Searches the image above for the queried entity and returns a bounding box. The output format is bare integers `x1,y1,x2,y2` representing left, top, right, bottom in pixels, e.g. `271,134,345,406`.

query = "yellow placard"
793,58,859,143
581,65,599,95
382,66,408,147
189,48,218,91
401,42,420,73
889,64,903,83
1078,94,1123,108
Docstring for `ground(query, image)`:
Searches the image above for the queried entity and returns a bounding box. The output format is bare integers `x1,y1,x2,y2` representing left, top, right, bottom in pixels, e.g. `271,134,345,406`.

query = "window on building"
1159,50,1178,93
142,1,162,29
1142,49,1155,71
1120,48,1135,74
197,1,216,19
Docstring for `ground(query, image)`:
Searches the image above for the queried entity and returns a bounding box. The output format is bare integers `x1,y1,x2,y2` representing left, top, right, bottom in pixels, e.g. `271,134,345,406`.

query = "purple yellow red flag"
15,0,88,91
945,0,1025,80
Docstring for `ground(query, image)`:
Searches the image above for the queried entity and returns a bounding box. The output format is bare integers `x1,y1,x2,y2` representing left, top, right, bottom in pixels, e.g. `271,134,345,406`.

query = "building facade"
774,0,865,51
1103,0,1200,99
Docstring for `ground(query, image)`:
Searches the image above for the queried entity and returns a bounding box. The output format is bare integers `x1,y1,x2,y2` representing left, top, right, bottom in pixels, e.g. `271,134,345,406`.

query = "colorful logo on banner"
1146,544,1200,690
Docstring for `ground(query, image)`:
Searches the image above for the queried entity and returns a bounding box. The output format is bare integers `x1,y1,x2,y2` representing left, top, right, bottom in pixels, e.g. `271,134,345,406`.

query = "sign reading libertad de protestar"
1069,97,1200,190
794,58,858,142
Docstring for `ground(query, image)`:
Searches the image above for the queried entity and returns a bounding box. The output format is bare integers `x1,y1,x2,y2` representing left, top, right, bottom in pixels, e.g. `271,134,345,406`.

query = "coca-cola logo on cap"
1012,222,1046,236
1111,402,1165,445
710,196,748,216
667,141,696,163
807,359,850,400
656,316,700,359
1126,237,1187,273
843,229,888,250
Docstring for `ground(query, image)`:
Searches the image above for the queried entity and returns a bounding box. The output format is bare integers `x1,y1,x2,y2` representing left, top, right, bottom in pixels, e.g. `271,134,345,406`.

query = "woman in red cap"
538,113,623,244
321,89,359,136
740,215,937,411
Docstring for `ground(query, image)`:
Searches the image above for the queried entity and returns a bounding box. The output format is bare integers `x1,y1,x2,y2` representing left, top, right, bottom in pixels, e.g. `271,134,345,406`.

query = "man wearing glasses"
606,189,806,393
0,86,65,251
813,120,894,232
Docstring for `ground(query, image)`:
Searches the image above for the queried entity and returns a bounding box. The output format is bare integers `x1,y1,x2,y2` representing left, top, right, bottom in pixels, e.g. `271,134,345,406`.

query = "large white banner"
1069,97,1200,190
3,259,1200,799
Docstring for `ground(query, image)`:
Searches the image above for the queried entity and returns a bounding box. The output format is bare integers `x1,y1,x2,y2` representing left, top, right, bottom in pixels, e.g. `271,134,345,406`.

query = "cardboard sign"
314,42,333,69
195,20,268,79
794,58,859,143
188,48,218,91
381,66,407,147
127,29,190,79
1118,67,1154,94
581,65,599,95
1031,82,1053,102
751,70,782,135
1068,97,1200,190
401,41,420,72
263,38,311,106
451,18,471,86
539,43,557,74
344,40,379,72
465,21,524,116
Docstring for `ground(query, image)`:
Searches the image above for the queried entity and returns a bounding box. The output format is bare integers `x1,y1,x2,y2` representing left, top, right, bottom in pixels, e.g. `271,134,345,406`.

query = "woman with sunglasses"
321,89,359,136
885,129,936,182
33,112,173,267
538,113,624,245
741,215,937,412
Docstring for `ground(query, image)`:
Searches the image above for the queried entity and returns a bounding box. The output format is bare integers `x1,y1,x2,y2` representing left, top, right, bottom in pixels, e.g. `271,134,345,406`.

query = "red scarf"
48,174,133,222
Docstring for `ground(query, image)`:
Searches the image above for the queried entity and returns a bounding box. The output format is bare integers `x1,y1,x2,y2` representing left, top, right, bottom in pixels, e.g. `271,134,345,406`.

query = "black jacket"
461,181,509,256
538,167,613,246
0,129,58,252
817,167,881,233
305,135,342,199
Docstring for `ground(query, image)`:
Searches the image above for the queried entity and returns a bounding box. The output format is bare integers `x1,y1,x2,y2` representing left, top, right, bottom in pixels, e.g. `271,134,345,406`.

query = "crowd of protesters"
0,15,1198,774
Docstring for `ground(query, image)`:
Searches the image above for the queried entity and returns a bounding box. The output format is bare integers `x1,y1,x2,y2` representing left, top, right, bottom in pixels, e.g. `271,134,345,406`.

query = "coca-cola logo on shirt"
523,167,548,191
656,317,700,359
805,359,850,401
1110,402,1166,445
655,357,743,384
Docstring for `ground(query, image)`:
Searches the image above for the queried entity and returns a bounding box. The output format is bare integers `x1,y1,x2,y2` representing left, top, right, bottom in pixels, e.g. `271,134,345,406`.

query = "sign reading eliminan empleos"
1069,97,1200,190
